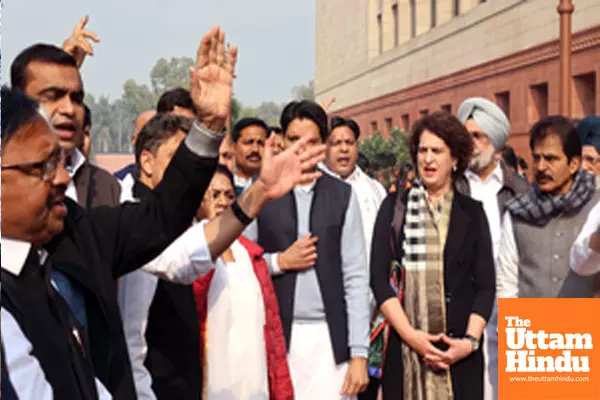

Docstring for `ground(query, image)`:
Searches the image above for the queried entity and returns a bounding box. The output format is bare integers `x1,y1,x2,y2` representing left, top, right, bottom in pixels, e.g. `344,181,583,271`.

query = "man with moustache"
456,97,529,400
1,26,238,399
497,116,600,302
231,117,269,196
11,44,122,211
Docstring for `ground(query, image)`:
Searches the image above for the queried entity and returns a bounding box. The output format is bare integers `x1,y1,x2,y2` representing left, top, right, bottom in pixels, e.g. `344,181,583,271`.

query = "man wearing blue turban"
576,115,600,189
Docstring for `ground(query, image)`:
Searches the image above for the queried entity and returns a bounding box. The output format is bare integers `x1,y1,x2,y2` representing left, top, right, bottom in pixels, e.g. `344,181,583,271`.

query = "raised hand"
62,15,100,68
189,26,238,133
321,97,336,112
258,134,326,201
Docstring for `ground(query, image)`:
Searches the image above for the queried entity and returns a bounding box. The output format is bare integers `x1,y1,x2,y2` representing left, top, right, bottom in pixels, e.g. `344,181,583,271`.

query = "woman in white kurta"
192,166,293,400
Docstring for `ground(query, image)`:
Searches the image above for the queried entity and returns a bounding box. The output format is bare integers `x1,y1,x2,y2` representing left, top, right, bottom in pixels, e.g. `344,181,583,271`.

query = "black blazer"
74,162,122,210
370,189,495,399
47,143,216,399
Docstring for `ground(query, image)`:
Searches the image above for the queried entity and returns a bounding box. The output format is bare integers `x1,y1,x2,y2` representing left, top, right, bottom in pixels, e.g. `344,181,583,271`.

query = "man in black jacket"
1,27,242,399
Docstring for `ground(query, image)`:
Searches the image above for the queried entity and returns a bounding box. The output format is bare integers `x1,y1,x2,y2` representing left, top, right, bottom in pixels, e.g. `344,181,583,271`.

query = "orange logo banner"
498,298,600,400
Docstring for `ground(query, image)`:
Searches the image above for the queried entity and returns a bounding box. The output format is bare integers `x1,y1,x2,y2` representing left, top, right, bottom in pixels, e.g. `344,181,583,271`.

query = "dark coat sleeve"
470,201,496,322
370,192,398,308
85,143,217,279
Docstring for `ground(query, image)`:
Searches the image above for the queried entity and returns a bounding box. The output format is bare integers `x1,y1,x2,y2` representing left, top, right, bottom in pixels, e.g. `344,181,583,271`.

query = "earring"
452,165,457,172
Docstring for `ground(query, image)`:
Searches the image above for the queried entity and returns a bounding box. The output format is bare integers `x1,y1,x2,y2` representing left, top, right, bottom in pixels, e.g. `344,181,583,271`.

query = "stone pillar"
415,0,431,36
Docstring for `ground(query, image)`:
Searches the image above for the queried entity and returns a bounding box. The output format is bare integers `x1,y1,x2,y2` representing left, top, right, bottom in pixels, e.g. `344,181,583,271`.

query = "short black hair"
214,164,235,189
330,116,360,140
502,145,518,170
231,117,268,142
156,88,196,115
134,113,193,170
529,115,581,162
269,126,283,135
11,44,78,90
280,100,328,142
517,156,528,170
83,104,92,130
502,146,518,170
409,112,473,179
1,85,44,149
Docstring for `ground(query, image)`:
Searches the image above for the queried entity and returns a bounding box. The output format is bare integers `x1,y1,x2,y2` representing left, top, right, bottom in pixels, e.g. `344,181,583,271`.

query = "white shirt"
65,148,87,202
234,172,253,194
465,162,504,260
205,239,269,399
571,199,600,276
1,237,111,400
119,172,137,203
496,212,519,299
320,164,386,261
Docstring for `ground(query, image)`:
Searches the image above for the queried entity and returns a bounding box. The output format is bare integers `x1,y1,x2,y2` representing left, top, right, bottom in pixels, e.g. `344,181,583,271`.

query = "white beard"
469,147,496,173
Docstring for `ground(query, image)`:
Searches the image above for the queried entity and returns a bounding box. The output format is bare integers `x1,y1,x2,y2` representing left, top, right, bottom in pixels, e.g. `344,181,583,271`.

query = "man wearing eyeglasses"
1,27,238,399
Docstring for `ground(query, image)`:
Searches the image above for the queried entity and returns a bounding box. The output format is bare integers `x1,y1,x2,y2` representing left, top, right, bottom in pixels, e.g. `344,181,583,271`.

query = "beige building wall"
315,0,600,112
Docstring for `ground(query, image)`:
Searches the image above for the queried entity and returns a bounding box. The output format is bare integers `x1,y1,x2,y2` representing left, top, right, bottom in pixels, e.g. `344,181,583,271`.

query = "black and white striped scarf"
506,171,596,226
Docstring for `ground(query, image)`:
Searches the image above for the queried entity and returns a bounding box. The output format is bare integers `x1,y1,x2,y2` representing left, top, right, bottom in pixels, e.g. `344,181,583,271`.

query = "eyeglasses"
1,147,66,183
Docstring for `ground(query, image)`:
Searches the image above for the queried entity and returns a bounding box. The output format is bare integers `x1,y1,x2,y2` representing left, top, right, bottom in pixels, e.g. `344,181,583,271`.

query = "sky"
1,0,315,107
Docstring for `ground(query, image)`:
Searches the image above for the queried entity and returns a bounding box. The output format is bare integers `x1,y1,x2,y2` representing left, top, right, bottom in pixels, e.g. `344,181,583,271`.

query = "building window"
420,109,429,117
453,0,460,16
392,3,399,48
370,121,379,135
430,0,437,28
402,114,411,131
410,0,417,38
494,91,511,120
441,104,452,114
574,72,597,116
385,117,393,134
529,83,549,123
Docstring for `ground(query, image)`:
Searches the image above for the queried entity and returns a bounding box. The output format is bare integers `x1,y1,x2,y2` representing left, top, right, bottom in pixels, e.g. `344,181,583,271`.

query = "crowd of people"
2,16,600,400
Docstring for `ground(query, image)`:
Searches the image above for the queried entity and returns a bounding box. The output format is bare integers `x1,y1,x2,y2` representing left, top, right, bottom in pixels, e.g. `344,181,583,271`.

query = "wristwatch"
464,335,480,352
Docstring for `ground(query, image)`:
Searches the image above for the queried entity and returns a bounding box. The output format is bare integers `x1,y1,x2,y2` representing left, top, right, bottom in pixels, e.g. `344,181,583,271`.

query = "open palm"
189,26,238,132
259,135,326,200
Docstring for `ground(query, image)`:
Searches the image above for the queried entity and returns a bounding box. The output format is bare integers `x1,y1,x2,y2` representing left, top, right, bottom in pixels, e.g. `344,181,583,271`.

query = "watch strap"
231,199,253,225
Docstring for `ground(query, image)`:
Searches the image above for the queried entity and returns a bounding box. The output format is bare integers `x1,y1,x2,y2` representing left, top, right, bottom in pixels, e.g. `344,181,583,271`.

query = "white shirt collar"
319,161,362,182
1,237,33,276
465,161,504,185
233,171,253,188
67,148,87,177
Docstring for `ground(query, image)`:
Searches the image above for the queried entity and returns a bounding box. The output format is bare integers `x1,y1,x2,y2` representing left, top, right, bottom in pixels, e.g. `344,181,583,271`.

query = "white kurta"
205,240,269,400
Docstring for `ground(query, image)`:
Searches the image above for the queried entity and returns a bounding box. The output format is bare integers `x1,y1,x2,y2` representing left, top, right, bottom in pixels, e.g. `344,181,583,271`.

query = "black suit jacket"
74,162,122,210
370,189,495,399
47,143,216,399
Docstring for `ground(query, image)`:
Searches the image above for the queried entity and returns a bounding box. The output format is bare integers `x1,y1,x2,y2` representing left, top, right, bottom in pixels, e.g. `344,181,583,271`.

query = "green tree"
150,56,194,94
255,101,283,126
292,80,314,101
